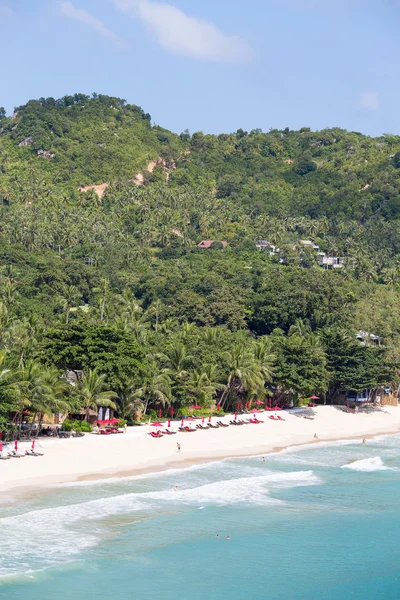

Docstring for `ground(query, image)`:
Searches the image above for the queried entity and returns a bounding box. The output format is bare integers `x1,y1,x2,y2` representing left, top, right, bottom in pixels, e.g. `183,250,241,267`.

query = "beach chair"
277,415,285,421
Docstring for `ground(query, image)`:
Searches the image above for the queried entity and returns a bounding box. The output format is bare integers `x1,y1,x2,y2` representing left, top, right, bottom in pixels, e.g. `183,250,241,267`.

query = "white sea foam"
144,470,320,506
341,456,392,472
0,467,320,577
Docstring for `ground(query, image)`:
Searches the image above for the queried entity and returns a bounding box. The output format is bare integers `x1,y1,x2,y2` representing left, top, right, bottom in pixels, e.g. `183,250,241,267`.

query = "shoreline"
2,406,400,500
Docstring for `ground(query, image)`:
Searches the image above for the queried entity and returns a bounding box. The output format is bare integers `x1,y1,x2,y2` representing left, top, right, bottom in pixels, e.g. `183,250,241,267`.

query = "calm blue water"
1,435,400,600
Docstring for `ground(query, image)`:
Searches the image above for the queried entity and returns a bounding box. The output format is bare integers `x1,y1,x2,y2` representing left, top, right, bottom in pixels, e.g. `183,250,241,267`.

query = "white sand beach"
1,406,400,495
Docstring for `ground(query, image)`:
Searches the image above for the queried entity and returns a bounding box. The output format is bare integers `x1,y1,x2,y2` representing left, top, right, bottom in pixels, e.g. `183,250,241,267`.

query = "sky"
0,0,399,136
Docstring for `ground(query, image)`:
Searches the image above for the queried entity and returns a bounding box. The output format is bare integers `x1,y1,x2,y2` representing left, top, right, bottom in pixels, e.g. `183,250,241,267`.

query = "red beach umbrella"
208,415,212,423
151,422,163,427
158,409,162,418
254,400,264,405
310,395,319,400
14,440,18,451
168,419,171,428
32,439,36,450
187,417,195,422
234,412,238,420
181,418,184,427
193,405,202,410
202,417,205,424
217,404,221,411
170,406,175,416
0,441,2,452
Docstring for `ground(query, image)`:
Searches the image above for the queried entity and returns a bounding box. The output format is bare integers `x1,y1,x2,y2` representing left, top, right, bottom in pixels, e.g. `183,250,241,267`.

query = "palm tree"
93,277,110,322
253,337,275,383
78,369,117,421
159,342,192,379
147,299,164,333
220,344,264,408
135,373,171,415
117,380,144,420
58,284,81,324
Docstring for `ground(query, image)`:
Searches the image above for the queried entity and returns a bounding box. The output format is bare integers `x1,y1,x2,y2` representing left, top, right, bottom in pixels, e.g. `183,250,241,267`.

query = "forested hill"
0,93,184,191
0,93,400,423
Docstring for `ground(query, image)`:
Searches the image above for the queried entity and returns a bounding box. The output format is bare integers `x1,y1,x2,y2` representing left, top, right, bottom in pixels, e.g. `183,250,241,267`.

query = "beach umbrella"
187,417,195,422
151,422,163,428
170,406,175,416
202,416,205,424
309,395,319,400
208,415,212,423
0,441,2,452
217,404,221,411
254,400,264,405
249,409,259,413
181,418,184,427
14,440,18,452
168,419,171,428
32,439,35,450
158,409,162,418
193,405,202,410
234,412,238,420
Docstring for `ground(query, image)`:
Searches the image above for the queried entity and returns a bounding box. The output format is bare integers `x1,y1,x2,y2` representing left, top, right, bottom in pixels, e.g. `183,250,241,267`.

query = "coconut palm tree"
78,369,117,421
57,284,81,324
253,337,275,383
219,344,264,408
117,380,144,420
159,342,192,379
135,373,171,415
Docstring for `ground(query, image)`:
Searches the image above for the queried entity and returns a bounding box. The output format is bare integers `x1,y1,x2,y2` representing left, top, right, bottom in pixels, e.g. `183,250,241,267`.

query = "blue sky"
0,0,399,136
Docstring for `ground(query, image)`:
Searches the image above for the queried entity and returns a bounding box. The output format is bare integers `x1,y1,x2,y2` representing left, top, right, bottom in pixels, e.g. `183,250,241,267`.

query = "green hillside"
0,93,399,433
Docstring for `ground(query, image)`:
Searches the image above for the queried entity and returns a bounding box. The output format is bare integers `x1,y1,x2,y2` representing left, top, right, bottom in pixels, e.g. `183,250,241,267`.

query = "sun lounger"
0,454,10,460
269,416,278,421
277,416,285,421
208,423,219,428
217,421,229,427
25,449,44,456
149,431,163,438
7,451,25,458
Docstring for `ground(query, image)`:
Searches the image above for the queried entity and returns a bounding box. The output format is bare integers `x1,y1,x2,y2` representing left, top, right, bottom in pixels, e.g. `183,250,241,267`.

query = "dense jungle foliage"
1,93,400,432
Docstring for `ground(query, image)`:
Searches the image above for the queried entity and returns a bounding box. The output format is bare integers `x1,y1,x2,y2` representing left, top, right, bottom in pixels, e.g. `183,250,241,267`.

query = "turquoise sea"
1,435,400,600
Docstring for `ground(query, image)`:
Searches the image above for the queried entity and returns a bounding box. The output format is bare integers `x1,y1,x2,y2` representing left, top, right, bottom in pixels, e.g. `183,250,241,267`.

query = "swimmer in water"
216,534,220,539
362,438,366,444
226,536,230,540
262,456,266,463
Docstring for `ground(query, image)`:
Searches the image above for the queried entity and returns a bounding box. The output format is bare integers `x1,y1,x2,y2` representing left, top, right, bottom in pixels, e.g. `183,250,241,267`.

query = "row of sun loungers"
0,449,44,459
148,413,287,438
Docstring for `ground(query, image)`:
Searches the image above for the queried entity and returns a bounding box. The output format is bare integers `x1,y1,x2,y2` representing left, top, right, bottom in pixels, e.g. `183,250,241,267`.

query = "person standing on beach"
262,457,266,463
124,423,127,434
177,442,181,453
362,438,366,444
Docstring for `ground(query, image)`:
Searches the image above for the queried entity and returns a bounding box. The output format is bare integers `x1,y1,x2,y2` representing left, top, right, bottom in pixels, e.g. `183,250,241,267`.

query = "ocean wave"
0,467,320,578
341,456,393,472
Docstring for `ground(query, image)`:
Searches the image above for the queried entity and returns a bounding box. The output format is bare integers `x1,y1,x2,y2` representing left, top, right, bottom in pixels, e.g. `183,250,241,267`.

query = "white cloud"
114,0,252,63
60,2,123,45
0,4,12,19
360,91,379,111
